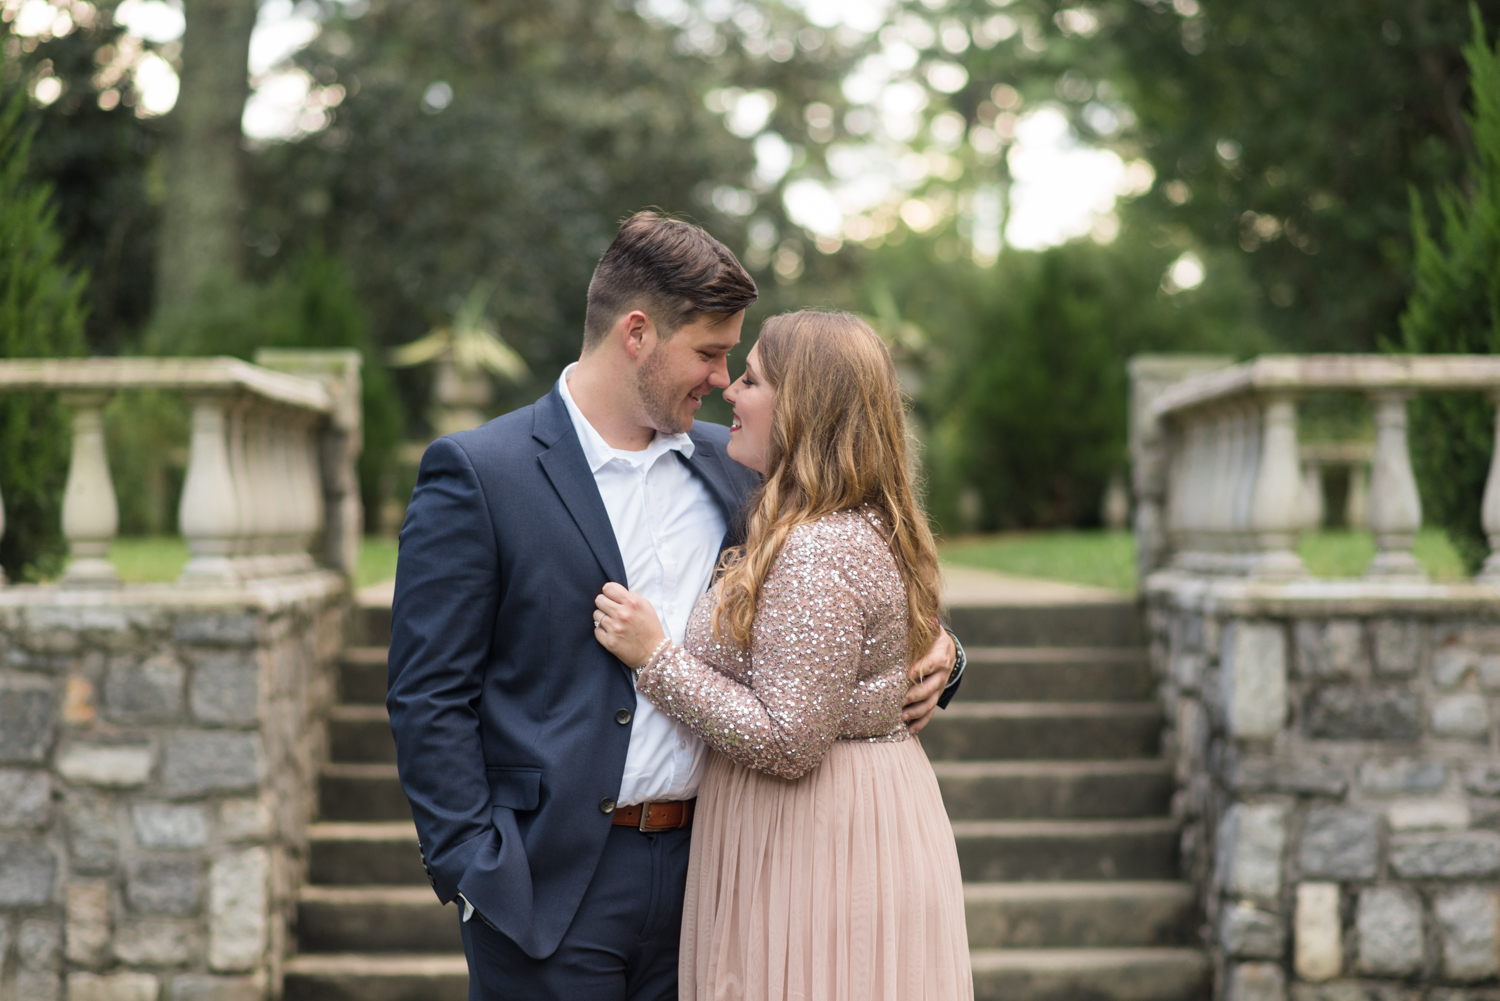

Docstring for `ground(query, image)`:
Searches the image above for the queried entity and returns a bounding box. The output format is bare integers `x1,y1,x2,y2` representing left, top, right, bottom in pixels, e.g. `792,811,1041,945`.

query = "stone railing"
1130,353,1500,1001
1133,354,1500,581
0,350,360,1001
0,350,363,587
1297,443,1373,533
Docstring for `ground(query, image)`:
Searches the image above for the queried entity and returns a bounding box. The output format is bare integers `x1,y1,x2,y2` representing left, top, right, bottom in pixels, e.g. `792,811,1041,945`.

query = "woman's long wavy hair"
713,310,942,665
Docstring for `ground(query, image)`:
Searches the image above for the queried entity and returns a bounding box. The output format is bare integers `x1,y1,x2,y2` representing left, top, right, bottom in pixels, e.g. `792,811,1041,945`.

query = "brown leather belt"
610,799,695,831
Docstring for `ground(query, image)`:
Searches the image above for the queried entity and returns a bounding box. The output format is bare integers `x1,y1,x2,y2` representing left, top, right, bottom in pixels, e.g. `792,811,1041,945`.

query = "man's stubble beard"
636,346,693,435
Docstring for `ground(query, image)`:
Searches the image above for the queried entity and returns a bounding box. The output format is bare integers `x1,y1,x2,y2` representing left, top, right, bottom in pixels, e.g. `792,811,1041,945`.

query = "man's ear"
619,310,655,360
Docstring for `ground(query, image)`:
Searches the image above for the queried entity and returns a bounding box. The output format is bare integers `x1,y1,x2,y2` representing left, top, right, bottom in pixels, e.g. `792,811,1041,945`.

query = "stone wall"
1150,574,1500,1001
0,575,347,1001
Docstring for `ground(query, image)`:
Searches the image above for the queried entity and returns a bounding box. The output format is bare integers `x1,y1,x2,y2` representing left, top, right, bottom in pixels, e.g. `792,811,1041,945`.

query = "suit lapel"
680,431,751,555
533,389,628,585
678,436,739,523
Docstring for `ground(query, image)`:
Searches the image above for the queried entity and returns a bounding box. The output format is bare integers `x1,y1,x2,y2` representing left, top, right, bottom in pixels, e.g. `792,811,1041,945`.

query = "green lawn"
940,527,1469,594
941,531,1139,593
104,537,400,589
78,528,1479,592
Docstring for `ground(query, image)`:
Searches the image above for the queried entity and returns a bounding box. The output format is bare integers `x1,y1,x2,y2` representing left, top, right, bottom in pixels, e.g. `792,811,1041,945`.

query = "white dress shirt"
559,364,724,805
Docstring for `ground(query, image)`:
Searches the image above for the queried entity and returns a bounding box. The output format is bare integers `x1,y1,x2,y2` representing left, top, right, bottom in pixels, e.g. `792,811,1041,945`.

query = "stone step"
952,819,1179,882
935,760,1173,821
962,647,1153,702
339,647,389,705
356,598,393,648
965,882,1198,950
920,703,1162,761
309,822,427,886
947,602,1143,649
319,764,410,822
283,953,467,1001
313,760,1171,826
328,705,397,764
970,948,1210,1001
298,886,461,953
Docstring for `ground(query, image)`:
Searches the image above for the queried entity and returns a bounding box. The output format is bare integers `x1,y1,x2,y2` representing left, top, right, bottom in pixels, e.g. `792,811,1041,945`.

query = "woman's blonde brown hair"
713,310,942,665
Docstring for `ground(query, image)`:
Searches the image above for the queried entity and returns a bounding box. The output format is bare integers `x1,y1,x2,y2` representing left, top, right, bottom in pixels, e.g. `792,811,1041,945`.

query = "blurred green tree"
1097,0,1500,352
905,0,1499,352
1401,7,1500,574
0,71,88,581
872,230,1263,533
1,0,162,354
244,0,858,423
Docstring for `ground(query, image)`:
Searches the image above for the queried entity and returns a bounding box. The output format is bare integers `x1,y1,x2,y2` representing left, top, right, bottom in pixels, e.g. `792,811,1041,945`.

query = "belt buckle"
638,802,652,832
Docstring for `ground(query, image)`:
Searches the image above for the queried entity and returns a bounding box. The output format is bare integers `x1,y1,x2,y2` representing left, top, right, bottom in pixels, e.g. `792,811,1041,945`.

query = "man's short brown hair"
582,211,758,349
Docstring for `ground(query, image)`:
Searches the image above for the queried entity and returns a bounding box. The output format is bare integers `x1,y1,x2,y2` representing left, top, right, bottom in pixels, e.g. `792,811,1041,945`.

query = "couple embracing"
388,212,975,1000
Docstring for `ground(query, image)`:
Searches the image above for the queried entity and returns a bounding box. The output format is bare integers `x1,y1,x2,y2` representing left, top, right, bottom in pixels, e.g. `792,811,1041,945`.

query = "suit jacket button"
599,797,616,814
615,708,632,725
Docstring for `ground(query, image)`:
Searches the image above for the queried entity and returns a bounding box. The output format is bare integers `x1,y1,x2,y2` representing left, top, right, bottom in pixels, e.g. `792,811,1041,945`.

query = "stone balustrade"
0,350,360,1001
1133,354,1500,582
1132,353,1500,1001
1298,443,1373,533
0,351,363,588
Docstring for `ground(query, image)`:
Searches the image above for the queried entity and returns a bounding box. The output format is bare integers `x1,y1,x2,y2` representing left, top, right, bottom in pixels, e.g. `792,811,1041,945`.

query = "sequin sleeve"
634,522,866,781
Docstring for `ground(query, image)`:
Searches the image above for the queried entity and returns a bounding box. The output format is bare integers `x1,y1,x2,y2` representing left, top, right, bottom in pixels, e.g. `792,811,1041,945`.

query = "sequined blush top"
635,507,912,781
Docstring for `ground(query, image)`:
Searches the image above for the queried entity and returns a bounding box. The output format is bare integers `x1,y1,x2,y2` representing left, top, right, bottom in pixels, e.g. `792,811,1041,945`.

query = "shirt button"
615,708,632,725
599,797,616,814
678,740,687,750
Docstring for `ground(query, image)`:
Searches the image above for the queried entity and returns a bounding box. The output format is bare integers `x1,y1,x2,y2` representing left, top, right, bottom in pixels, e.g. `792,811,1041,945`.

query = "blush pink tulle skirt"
680,738,974,1001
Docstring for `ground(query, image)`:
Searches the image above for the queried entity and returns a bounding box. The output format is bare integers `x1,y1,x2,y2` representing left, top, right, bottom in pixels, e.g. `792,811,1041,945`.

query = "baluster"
1173,421,1204,567
59,393,120,587
1346,460,1370,529
276,414,315,573
1206,409,1235,554
1478,392,1500,582
295,416,325,567
1365,392,1425,579
303,418,326,537
1231,402,1263,567
179,395,241,584
1249,393,1308,578
260,417,289,572
245,407,277,576
263,413,291,569
1299,461,1326,531
226,400,256,573
1186,420,1211,559
1164,425,1188,565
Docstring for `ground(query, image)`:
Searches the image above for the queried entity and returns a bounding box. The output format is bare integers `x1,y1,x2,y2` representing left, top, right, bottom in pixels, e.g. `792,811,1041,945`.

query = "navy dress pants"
460,824,692,1001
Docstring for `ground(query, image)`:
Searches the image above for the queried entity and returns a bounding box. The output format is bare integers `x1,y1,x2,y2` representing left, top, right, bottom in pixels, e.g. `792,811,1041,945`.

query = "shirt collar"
558,363,695,473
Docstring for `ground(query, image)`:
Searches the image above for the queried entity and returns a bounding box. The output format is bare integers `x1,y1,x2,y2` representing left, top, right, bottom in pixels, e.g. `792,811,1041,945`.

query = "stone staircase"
932,602,1210,1001
282,594,1209,1000
283,601,469,1001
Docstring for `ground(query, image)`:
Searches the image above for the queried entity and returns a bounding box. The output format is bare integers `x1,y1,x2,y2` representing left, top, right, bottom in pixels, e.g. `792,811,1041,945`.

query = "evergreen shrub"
1400,6,1500,574
0,76,88,581
888,233,1263,534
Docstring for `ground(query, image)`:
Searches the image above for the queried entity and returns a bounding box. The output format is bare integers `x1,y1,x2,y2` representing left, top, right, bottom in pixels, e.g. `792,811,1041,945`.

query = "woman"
592,310,973,1000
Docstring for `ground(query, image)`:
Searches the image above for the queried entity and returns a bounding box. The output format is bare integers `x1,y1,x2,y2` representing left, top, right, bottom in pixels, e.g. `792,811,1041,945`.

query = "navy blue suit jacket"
388,384,958,961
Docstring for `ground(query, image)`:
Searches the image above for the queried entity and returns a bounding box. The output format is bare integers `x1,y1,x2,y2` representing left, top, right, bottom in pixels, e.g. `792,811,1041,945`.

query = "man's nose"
709,359,731,389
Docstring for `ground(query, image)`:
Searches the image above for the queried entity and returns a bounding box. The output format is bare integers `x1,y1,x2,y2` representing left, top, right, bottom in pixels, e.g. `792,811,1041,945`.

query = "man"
388,212,964,999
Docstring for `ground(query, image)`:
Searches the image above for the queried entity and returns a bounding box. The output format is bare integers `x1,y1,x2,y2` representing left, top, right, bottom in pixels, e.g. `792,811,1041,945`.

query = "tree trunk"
154,0,257,313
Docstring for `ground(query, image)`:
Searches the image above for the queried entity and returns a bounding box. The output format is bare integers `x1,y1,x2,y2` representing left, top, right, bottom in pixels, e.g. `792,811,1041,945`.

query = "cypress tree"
0,73,89,581
1400,5,1500,574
